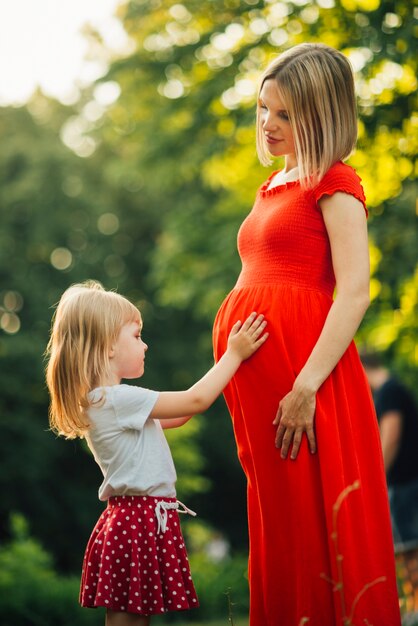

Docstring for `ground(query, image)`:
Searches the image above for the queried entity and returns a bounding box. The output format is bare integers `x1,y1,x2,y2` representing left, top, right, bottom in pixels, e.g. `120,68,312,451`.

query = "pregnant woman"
213,43,401,626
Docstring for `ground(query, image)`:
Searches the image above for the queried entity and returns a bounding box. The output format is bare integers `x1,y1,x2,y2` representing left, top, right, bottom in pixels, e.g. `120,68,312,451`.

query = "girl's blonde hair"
45,280,140,439
256,43,357,187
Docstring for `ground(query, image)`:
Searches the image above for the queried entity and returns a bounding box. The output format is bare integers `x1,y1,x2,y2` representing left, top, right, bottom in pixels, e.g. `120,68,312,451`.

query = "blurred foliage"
0,514,101,625
0,514,248,625
0,0,416,598
0,99,207,571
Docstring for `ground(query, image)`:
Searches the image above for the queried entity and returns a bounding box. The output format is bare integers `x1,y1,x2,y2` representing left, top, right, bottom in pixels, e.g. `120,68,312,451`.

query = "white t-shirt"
85,384,177,501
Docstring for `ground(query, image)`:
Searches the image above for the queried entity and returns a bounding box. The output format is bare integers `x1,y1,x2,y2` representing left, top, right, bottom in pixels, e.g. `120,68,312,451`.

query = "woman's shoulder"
321,161,362,186
313,160,366,211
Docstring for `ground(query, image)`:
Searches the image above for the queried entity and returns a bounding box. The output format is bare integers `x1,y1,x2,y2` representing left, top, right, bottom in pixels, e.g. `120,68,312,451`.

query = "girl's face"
108,319,148,384
258,79,297,170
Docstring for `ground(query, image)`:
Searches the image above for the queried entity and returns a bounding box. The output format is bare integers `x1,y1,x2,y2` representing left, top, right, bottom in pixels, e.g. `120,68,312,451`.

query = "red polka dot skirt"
79,495,199,615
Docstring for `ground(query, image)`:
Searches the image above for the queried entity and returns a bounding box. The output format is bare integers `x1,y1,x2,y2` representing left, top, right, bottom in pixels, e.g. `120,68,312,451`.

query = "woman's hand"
227,312,268,361
273,385,317,460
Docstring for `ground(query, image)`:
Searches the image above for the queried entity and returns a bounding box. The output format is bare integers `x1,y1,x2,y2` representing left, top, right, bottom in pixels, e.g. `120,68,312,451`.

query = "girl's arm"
150,313,268,420
159,416,192,430
273,192,370,460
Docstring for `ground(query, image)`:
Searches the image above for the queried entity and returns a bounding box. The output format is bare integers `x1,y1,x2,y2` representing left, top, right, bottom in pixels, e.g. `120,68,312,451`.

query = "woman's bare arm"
274,192,370,460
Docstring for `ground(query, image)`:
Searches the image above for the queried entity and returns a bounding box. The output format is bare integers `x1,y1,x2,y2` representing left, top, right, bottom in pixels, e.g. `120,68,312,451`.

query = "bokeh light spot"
50,247,73,270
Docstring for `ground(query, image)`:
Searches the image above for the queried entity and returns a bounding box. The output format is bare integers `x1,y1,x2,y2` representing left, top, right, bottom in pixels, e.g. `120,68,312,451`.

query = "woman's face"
258,79,297,169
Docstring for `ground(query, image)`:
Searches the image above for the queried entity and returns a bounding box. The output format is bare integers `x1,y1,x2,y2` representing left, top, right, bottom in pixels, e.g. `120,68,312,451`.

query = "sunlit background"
0,0,125,104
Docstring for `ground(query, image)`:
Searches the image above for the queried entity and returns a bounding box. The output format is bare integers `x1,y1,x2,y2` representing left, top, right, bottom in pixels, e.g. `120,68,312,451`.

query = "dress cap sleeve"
313,161,368,216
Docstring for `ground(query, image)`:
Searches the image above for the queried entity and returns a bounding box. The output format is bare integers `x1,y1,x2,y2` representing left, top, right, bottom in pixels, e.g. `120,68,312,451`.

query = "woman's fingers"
273,405,282,427
289,429,303,460
275,422,285,448
275,420,316,460
276,426,305,460
274,390,316,460
306,425,317,454
280,431,293,459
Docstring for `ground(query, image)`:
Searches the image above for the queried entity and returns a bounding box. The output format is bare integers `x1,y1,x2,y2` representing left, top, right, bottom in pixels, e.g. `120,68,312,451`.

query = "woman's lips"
266,136,282,144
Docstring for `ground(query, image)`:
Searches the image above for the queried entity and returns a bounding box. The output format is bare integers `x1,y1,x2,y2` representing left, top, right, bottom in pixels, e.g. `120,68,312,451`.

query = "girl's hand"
227,313,268,361
273,385,317,460
151,313,268,420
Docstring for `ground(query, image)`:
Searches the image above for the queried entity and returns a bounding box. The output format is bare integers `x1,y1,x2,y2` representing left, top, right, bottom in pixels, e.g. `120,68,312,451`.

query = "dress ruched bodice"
235,161,366,296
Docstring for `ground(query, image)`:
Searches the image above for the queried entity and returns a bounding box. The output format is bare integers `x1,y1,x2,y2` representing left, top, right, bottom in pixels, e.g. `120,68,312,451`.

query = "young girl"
213,43,402,625
45,280,268,626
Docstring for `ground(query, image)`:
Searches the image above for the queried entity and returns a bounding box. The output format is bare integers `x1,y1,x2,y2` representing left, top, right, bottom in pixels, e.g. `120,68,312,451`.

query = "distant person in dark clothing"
362,352,418,617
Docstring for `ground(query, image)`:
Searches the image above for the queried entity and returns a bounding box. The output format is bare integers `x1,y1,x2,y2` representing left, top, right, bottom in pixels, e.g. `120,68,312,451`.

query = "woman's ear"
108,344,115,359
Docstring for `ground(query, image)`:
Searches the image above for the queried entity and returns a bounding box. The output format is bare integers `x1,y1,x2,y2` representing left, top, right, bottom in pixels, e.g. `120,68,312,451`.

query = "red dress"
213,162,401,626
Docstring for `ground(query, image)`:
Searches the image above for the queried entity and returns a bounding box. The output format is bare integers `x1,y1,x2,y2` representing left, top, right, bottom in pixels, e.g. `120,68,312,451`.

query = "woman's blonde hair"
45,280,140,439
256,43,357,187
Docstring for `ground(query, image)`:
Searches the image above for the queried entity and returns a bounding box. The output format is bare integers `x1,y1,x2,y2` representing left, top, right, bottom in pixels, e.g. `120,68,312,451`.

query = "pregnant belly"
213,283,333,370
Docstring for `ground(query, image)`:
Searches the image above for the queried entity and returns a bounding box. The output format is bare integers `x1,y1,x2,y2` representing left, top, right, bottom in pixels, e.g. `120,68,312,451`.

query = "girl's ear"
108,344,115,359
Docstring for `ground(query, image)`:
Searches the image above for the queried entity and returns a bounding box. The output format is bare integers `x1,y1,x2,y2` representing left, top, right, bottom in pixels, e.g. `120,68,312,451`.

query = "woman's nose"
263,112,277,131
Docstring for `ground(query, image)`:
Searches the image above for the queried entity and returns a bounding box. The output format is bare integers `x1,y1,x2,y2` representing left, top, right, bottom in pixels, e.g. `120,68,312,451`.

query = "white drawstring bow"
155,499,197,534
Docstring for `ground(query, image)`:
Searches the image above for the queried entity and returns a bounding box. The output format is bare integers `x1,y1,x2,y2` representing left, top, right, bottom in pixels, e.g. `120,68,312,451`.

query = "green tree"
0,514,101,626
0,99,206,571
